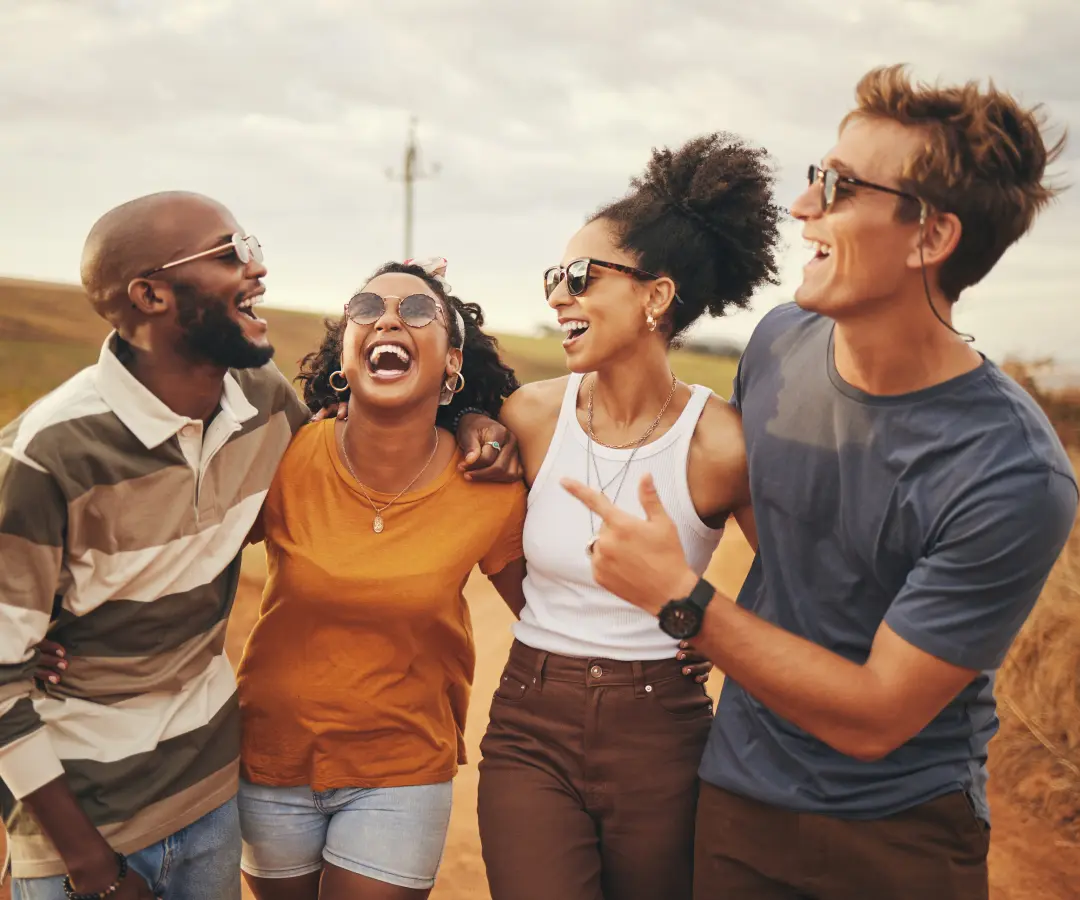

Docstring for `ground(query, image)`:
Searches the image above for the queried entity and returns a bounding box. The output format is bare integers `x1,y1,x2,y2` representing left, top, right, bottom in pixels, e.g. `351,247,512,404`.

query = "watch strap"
686,577,715,613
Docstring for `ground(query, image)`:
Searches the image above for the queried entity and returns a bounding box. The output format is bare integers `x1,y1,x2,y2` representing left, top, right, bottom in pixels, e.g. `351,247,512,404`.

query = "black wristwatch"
658,578,715,640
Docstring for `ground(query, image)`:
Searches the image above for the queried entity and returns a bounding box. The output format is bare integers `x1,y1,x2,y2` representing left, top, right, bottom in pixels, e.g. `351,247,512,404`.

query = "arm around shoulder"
498,378,568,486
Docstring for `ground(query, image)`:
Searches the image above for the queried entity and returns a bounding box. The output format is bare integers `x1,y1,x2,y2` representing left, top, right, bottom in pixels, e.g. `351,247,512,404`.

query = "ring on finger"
485,440,501,452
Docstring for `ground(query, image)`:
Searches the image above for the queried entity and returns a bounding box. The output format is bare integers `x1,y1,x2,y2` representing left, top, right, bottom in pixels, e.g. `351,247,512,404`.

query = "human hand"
677,642,713,684
70,852,158,900
561,473,698,615
34,638,67,685
457,414,523,483
310,401,347,423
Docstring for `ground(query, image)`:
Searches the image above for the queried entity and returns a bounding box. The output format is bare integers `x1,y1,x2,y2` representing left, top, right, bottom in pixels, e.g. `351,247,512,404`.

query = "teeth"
560,320,589,333
369,344,411,365
237,295,264,310
810,241,832,257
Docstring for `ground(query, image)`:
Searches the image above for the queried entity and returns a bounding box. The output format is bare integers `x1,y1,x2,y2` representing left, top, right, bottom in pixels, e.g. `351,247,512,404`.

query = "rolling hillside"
0,277,738,427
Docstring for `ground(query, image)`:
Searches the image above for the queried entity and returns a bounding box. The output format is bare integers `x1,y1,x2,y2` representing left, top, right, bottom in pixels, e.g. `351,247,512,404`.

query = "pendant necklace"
339,423,440,533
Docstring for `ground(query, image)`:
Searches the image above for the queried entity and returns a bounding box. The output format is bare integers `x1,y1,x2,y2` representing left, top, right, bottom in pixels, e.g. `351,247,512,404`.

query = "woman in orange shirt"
234,261,527,900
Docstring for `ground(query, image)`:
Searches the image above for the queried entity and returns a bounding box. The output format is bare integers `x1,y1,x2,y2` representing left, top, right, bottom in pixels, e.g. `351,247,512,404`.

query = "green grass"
0,278,738,428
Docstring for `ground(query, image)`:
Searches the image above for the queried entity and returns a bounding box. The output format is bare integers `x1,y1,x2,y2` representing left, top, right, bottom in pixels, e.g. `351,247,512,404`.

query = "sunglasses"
807,164,923,213
145,233,263,277
345,292,446,329
543,257,676,300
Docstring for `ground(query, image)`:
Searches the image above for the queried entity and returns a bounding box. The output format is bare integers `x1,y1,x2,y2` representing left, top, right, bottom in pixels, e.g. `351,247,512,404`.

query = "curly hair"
296,262,520,425
592,132,783,339
843,64,1067,301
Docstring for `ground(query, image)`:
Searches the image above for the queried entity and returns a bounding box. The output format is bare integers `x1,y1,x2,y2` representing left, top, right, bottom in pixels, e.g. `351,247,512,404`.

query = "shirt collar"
93,333,258,449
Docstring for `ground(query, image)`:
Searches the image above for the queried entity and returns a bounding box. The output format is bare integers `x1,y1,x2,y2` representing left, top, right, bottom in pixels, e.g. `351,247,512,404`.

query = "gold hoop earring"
646,312,657,332
446,371,466,395
328,370,349,393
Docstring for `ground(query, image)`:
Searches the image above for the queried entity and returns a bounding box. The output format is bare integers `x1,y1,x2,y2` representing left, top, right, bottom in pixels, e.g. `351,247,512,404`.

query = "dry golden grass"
992,454,1080,841
0,277,738,425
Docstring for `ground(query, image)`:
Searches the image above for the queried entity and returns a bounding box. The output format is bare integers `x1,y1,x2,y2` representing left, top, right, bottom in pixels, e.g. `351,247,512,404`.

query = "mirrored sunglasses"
146,233,263,276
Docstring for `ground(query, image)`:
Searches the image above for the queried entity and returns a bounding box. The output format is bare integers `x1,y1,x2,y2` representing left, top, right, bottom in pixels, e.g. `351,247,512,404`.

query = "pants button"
589,665,603,678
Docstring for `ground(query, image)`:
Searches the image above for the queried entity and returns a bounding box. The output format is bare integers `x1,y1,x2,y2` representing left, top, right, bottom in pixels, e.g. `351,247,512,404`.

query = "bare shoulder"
500,376,572,486
500,376,569,433
687,391,750,518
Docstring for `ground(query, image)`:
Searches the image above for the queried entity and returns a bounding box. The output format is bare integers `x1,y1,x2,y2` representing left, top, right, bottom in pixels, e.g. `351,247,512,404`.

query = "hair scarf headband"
404,256,466,351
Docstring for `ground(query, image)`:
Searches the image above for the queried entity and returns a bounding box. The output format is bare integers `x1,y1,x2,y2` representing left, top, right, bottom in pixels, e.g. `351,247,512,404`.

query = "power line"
386,116,439,260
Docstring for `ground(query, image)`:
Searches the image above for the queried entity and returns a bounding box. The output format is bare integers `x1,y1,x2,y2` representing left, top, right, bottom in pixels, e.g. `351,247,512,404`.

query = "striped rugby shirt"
0,334,308,877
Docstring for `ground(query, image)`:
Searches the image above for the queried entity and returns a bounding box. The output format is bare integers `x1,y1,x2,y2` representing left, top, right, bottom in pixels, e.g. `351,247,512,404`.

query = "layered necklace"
584,372,678,553
338,423,440,534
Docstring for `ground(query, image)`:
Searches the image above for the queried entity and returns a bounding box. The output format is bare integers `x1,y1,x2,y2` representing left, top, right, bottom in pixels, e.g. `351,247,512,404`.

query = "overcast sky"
1,0,1077,363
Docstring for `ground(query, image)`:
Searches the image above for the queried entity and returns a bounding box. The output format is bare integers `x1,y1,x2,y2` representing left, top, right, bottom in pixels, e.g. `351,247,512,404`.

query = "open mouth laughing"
805,239,832,267
560,318,590,348
236,289,265,320
366,341,414,380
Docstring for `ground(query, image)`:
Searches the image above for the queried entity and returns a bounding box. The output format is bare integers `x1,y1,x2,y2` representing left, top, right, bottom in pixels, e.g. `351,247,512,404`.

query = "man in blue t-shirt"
565,66,1077,898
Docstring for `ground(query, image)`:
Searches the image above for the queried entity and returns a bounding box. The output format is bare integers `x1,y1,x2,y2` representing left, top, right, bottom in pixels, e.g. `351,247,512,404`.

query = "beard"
174,282,275,370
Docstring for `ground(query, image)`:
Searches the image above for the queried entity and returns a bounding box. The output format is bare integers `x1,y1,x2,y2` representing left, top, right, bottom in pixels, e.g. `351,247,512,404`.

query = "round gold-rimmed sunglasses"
345,292,446,329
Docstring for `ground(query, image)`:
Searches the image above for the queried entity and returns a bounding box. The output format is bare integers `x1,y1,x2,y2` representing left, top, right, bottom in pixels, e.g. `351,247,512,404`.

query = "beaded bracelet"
62,851,128,899
451,406,488,433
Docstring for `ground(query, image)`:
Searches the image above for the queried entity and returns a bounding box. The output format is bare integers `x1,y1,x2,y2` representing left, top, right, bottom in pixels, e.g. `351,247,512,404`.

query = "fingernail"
676,652,685,660
56,648,65,658
58,661,67,670
683,667,691,675
49,675,59,684
679,641,688,649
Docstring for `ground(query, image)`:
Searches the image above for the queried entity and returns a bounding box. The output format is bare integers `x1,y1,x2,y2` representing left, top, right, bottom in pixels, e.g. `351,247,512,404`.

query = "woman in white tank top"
477,134,779,900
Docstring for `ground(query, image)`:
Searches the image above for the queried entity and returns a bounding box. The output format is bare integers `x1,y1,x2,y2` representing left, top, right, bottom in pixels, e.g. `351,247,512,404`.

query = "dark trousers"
693,781,990,900
477,639,713,900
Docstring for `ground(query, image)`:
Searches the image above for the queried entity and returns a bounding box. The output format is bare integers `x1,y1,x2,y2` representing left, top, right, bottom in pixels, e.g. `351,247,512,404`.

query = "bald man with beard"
0,192,516,900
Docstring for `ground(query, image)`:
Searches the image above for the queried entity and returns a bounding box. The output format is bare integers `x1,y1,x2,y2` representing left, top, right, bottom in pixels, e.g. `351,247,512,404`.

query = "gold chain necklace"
338,424,439,534
587,372,678,449
583,372,679,556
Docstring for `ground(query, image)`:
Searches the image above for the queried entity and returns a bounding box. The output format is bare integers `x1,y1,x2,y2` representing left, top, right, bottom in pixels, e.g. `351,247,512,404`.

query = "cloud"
0,0,1076,363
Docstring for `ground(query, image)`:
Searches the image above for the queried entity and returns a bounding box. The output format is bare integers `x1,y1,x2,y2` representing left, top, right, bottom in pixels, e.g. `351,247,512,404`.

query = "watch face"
660,601,702,639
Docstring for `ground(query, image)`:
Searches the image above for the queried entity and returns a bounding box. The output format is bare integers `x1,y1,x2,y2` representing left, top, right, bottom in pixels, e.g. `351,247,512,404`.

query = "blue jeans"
12,798,240,900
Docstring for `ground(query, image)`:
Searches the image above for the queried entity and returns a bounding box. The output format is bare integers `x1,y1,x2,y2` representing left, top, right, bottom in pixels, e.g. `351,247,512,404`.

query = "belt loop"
631,660,647,698
532,650,548,693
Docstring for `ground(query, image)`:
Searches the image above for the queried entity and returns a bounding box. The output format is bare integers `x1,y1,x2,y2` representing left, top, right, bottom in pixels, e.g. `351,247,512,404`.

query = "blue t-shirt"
699,303,1078,822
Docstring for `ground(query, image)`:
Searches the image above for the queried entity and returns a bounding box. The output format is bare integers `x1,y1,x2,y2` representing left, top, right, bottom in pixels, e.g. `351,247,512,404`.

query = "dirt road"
4,526,1077,898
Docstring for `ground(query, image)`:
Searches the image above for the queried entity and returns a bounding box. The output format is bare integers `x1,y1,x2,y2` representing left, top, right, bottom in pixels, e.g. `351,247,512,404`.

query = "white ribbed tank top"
514,373,724,660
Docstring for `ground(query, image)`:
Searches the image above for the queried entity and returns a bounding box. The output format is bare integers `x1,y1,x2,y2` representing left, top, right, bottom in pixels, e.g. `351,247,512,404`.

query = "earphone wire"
919,206,975,344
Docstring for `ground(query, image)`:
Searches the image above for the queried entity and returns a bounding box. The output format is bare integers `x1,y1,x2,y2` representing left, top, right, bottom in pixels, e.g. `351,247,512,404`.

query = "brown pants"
693,781,990,900
477,639,713,900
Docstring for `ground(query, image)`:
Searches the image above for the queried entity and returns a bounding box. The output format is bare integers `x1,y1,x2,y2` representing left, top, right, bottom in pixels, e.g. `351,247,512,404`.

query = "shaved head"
80,191,237,329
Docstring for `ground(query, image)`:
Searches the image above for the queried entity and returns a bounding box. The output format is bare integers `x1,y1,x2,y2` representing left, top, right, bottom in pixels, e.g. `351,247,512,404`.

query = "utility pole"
387,116,439,259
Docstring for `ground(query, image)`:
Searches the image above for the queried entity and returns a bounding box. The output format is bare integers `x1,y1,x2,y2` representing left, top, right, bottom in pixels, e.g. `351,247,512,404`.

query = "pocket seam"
492,672,530,704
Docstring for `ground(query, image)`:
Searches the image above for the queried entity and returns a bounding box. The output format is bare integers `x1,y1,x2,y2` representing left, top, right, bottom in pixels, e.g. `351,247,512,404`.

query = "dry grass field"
2,278,1078,898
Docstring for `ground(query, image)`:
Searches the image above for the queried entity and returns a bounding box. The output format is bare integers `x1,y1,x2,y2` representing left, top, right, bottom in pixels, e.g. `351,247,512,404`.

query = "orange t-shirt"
237,418,525,790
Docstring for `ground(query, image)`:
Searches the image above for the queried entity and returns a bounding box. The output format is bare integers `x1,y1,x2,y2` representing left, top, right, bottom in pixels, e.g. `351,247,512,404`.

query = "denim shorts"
237,777,454,890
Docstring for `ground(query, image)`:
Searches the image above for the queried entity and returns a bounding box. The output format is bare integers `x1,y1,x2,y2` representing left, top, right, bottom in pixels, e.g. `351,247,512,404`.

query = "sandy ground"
4,525,1078,898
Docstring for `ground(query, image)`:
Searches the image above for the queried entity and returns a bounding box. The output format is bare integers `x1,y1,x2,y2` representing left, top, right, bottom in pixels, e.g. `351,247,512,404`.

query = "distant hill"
0,277,738,427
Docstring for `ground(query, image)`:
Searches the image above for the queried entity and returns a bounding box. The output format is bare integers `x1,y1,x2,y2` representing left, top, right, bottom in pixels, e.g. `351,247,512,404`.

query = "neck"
120,335,226,424
831,286,983,396
591,336,675,429
341,396,441,492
